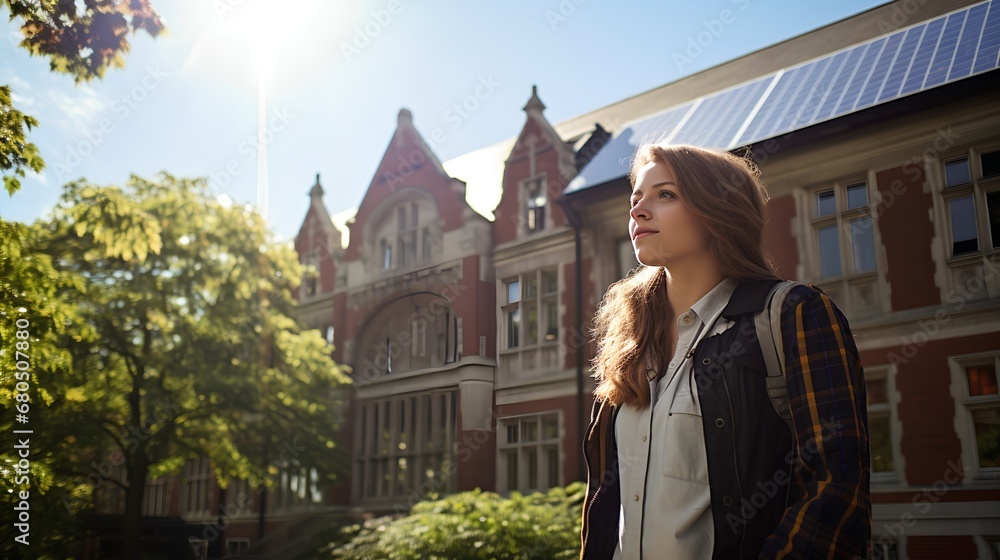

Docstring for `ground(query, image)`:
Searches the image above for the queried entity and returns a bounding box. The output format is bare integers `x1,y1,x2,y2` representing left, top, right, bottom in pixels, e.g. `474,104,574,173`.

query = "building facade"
107,1,1000,558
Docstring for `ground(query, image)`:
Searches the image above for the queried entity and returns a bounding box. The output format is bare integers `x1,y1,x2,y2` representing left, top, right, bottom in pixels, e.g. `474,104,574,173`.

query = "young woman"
580,143,871,559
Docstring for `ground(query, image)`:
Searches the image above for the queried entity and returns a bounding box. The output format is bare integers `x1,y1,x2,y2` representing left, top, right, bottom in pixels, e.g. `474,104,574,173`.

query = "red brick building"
119,1,1000,558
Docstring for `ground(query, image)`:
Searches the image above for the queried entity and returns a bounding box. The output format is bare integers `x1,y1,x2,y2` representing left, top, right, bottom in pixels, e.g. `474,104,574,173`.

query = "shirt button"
682,315,693,325
633,494,640,502
716,418,725,428
669,362,675,368
723,496,733,506
702,358,712,366
642,434,647,442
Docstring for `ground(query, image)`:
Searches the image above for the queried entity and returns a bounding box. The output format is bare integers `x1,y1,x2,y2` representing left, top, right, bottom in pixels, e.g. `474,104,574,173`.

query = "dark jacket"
581,279,871,560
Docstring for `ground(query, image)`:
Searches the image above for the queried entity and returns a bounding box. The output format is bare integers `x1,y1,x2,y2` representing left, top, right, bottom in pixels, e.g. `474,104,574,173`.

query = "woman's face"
629,159,711,268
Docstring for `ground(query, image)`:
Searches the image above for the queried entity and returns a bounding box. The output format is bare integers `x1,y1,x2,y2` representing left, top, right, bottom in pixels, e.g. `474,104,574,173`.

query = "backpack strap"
754,280,801,433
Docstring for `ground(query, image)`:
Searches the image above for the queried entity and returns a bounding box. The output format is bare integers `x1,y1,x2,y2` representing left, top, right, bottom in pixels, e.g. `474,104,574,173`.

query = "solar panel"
856,33,905,109
900,18,944,95
838,38,885,115
774,57,831,136
739,66,806,143
567,0,1000,195
737,0,1000,148
564,102,695,194
974,0,1000,72
789,55,835,130
670,76,773,149
951,2,990,80
925,11,966,87
876,26,921,103
813,46,865,122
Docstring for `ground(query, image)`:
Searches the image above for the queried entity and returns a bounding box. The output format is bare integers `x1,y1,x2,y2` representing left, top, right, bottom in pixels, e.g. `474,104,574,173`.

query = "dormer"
294,173,342,302
494,86,578,245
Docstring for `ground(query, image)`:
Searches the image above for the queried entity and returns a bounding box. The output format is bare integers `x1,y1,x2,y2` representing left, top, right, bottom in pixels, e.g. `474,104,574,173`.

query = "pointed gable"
294,174,341,298
345,109,479,261
494,86,579,245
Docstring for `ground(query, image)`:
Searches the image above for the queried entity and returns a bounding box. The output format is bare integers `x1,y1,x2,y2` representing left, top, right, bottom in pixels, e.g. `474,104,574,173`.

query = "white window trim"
181,456,214,520
366,191,441,277
802,172,887,318
353,391,457,505
949,351,1000,483
520,174,548,236
225,538,251,554
867,365,906,486
929,141,1000,302
496,410,563,494
142,476,171,517
301,249,321,301
498,268,562,378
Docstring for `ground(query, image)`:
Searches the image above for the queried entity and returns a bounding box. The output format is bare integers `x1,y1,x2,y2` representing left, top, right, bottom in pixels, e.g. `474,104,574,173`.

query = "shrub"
326,482,586,559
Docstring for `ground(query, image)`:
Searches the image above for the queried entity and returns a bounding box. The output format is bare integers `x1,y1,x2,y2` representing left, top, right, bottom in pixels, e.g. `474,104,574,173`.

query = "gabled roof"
566,0,1000,194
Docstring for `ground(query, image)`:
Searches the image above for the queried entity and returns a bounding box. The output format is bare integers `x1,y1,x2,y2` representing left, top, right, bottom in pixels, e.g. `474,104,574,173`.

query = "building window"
181,456,213,519
524,177,547,233
142,477,170,517
354,390,457,504
358,295,457,379
872,538,899,560
375,200,438,273
381,239,392,271
940,147,1000,257
806,178,882,318
271,467,323,512
497,413,561,493
325,325,335,347
951,352,1000,480
396,203,418,267
302,251,320,298
226,539,250,555
866,367,902,482
499,269,560,380
812,181,876,279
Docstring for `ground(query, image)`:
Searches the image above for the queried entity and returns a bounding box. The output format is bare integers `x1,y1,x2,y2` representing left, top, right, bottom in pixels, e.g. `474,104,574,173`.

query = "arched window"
355,294,458,380
368,193,441,273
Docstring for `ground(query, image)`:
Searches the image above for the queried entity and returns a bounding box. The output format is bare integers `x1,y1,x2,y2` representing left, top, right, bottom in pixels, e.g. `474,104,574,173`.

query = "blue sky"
1,0,885,242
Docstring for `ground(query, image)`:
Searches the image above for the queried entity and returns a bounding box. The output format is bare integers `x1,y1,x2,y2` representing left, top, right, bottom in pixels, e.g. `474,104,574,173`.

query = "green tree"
1,174,351,558
0,217,95,558
327,483,586,560
1,0,164,194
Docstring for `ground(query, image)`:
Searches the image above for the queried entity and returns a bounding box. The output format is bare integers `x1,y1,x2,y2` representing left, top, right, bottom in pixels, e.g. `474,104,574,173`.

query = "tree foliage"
326,483,586,560
1,173,351,557
0,85,43,195
1,0,164,194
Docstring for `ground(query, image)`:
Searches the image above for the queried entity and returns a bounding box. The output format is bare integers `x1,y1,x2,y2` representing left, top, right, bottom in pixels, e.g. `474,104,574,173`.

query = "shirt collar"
682,277,739,326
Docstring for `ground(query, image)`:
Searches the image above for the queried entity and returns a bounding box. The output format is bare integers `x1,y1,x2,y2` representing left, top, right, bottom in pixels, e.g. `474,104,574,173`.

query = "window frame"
865,365,905,485
500,269,560,353
803,174,885,318
808,178,879,281
949,351,1000,482
937,143,1000,262
353,390,458,505
142,476,171,517
181,456,214,520
496,411,563,494
521,175,548,235
225,538,251,555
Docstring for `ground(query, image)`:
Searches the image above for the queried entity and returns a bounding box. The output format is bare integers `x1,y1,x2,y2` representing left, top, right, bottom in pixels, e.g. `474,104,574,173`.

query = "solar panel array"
567,0,1000,194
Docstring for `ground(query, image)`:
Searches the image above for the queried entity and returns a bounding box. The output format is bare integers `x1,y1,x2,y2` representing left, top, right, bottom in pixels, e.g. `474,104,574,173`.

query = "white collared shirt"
613,277,739,560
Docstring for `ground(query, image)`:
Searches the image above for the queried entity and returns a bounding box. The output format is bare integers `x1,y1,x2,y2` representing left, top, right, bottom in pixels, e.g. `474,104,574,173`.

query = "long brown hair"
592,143,777,409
